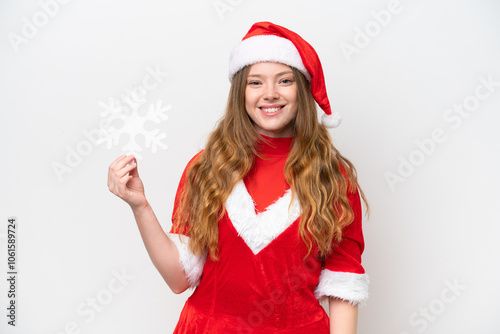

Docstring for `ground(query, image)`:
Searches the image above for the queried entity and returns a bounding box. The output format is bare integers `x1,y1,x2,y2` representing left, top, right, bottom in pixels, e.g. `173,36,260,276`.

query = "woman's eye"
248,81,260,86
280,79,293,84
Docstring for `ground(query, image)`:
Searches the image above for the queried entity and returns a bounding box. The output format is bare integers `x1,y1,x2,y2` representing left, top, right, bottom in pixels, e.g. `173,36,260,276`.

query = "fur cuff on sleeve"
314,269,369,306
167,233,207,288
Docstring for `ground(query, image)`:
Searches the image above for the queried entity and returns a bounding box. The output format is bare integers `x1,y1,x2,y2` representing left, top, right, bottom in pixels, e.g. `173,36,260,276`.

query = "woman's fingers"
111,154,135,171
129,158,139,177
109,155,135,177
116,160,137,180
108,155,138,195
108,155,147,209
109,154,127,169
109,154,134,172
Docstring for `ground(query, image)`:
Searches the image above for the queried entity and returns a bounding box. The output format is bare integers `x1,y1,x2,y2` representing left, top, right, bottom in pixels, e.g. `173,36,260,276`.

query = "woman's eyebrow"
247,71,294,78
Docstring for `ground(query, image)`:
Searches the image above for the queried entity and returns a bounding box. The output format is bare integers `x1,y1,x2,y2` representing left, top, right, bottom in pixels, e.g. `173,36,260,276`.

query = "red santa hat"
228,21,341,128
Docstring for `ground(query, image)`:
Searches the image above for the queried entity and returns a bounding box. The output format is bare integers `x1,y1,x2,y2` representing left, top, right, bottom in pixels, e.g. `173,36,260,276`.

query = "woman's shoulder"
178,149,205,179
186,149,204,166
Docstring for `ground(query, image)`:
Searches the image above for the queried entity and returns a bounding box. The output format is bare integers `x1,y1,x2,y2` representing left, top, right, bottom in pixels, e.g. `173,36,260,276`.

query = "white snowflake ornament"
99,97,170,160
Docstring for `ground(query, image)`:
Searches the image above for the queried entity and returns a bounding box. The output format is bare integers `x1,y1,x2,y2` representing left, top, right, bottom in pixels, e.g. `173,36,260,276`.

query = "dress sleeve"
314,187,369,305
167,151,207,288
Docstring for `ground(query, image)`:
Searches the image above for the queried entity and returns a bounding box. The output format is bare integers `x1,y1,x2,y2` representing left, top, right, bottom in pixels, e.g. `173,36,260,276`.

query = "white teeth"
261,107,282,113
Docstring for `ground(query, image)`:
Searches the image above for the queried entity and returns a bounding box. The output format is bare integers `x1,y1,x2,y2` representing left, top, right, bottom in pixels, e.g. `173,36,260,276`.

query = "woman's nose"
263,84,280,100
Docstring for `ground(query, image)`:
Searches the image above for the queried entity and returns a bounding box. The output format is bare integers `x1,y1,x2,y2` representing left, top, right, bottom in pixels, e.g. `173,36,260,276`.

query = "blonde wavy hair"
173,65,367,260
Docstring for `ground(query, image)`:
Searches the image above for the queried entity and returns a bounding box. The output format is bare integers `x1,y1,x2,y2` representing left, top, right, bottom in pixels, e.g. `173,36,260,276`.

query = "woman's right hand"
107,154,148,210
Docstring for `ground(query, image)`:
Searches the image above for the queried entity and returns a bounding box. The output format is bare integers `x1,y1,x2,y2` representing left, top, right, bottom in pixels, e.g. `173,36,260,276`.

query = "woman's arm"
329,297,358,334
131,203,190,294
108,154,190,294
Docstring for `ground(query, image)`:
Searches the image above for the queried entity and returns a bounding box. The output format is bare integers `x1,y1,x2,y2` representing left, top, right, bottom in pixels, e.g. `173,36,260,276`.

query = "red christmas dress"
168,135,368,333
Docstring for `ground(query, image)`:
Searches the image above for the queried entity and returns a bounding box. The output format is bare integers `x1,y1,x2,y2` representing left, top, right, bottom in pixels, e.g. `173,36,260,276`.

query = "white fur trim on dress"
166,233,207,288
314,270,369,306
228,35,311,82
225,180,301,255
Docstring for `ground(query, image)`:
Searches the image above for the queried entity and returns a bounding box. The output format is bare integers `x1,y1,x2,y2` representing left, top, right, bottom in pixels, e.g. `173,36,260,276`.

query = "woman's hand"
107,154,148,210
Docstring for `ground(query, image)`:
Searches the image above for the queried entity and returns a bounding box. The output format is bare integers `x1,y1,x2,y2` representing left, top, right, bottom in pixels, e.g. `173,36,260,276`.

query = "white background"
1,0,499,333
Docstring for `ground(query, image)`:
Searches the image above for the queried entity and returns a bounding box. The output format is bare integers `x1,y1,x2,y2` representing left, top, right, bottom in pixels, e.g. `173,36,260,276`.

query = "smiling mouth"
260,106,285,113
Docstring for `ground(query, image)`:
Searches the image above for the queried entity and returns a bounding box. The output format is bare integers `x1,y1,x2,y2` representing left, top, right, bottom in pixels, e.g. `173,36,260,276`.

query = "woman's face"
245,62,298,138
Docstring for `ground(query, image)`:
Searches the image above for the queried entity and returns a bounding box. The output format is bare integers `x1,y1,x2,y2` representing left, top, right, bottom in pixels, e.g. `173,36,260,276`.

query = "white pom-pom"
321,112,342,128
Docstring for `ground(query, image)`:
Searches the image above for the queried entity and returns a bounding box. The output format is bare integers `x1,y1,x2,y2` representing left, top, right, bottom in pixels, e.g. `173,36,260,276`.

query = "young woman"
108,22,368,333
